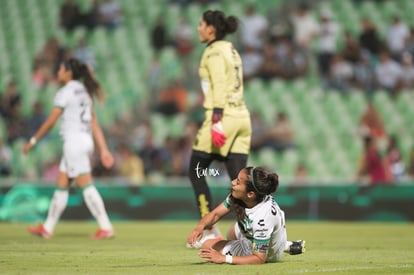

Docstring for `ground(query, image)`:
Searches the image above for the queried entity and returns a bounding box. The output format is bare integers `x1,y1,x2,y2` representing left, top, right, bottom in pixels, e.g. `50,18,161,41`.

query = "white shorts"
221,223,252,257
59,133,93,178
221,219,287,263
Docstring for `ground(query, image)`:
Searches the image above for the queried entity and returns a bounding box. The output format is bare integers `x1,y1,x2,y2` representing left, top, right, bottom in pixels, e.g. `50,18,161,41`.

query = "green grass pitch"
0,221,413,275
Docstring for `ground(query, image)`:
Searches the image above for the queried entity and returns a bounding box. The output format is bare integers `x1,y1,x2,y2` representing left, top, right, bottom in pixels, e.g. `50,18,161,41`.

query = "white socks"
44,189,69,233
82,185,113,231
43,185,112,233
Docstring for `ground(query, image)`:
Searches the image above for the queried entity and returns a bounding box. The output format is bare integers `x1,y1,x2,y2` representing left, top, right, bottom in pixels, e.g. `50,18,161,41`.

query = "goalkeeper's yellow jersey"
194,40,251,155
199,40,249,117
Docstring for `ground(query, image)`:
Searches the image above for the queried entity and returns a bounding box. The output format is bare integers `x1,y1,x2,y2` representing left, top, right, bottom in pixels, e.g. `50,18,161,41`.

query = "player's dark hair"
229,195,246,220
229,167,279,220
247,166,279,199
64,58,104,101
202,10,238,40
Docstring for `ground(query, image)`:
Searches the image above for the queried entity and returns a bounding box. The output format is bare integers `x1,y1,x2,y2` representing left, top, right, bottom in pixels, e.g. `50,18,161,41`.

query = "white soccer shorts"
221,223,252,256
59,133,93,178
221,220,287,262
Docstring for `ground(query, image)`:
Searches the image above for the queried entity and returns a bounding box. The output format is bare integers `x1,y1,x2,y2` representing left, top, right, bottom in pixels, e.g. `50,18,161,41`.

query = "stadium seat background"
0,0,413,183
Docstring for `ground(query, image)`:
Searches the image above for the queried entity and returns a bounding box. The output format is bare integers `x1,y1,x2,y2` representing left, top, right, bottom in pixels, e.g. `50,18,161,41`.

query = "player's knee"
205,239,227,252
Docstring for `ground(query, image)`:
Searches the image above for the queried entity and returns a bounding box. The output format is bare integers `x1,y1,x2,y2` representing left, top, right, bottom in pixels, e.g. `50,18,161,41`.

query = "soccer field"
0,221,413,275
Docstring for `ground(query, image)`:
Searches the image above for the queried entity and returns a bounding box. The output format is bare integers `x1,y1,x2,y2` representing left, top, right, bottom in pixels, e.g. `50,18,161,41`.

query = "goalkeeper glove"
211,108,226,147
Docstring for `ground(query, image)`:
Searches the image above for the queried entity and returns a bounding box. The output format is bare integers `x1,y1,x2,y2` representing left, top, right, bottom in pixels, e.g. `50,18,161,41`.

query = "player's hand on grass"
199,247,225,264
187,228,203,247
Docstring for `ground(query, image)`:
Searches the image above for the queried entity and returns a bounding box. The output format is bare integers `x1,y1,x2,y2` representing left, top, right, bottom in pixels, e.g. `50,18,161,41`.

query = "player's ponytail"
80,63,104,102
203,10,239,40
266,173,279,194
64,58,104,102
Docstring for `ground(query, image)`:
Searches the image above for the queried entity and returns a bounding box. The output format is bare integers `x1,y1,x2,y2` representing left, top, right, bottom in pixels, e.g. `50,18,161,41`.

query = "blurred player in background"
188,10,252,241
187,166,305,264
23,58,115,239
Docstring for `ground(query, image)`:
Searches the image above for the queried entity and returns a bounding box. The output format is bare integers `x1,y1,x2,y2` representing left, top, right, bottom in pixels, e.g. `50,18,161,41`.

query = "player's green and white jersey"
223,194,286,256
54,80,92,138
198,40,248,117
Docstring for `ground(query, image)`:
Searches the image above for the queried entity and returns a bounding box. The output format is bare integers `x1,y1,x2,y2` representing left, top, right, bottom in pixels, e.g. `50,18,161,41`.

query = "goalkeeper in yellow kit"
188,10,251,242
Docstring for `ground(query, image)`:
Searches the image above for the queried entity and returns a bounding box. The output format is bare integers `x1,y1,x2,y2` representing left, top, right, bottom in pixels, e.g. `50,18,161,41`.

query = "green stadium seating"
1,0,413,184
0,118,6,139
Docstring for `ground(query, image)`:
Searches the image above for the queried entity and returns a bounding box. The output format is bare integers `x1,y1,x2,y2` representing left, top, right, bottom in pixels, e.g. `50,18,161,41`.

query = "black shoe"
289,240,305,255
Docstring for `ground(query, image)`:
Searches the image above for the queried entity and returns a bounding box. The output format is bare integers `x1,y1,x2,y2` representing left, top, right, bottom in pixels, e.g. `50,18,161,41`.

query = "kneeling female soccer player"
187,166,305,264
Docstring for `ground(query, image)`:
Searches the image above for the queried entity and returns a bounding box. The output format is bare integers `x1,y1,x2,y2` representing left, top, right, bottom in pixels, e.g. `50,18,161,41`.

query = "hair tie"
250,167,264,195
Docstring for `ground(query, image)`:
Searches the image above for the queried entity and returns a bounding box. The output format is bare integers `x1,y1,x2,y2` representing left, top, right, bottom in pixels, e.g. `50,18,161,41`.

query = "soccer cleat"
289,240,306,255
27,224,52,239
92,229,115,240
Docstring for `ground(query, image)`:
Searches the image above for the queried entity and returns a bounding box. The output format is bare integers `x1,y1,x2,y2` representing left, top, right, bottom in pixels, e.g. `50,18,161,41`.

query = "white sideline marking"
287,264,413,273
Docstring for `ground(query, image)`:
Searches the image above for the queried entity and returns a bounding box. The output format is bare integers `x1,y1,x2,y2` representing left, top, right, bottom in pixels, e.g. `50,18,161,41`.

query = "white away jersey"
223,194,286,257
54,80,93,138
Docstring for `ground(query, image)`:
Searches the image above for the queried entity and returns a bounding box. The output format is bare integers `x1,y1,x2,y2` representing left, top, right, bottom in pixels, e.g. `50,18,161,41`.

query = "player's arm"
199,247,267,264
91,110,114,169
207,51,228,147
207,51,227,110
23,107,62,154
232,250,267,264
187,202,230,245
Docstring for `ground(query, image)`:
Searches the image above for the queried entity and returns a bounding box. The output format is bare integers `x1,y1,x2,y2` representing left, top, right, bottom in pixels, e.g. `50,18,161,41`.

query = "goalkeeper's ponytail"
202,10,239,40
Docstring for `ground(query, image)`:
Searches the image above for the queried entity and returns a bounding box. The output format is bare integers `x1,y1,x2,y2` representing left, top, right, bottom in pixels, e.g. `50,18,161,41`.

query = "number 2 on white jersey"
80,100,91,124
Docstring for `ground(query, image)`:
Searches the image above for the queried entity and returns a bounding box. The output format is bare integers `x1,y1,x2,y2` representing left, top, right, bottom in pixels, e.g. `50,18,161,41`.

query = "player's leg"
284,240,306,255
223,113,250,181
76,174,114,239
70,134,113,239
221,237,252,257
202,239,228,250
187,150,225,241
28,172,70,238
224,153,248,181
201,223,253,259
279,209,306,255
226,223,237,240
188,150,215,220
43,172,70,234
